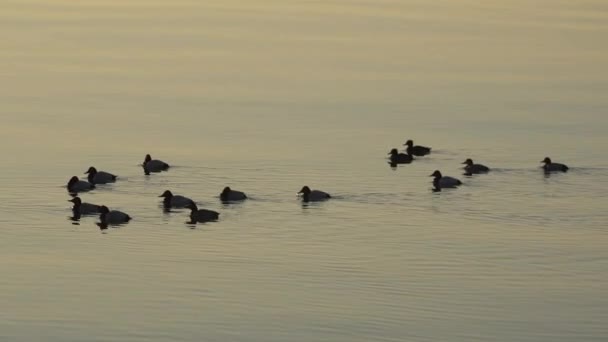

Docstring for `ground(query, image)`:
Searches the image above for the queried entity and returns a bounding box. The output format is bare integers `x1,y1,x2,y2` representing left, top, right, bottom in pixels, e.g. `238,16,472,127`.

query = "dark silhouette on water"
403,139,431,156
67,176,95,193
68,213,81,225
388,148,413,164
59,138,580,230
220,186,247,202
159,190,194,209
96,222,109,230
462,158,490,175
85,166,117,184
185,202,219,223
69,196,101,215
98,205,131,226
143,154,170,172
430,170,462,189
541,157,569,173
298,186,331,202
143,163,151,175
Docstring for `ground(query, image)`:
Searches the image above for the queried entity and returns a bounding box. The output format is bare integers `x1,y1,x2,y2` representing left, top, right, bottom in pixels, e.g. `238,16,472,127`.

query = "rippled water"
1,1,608,341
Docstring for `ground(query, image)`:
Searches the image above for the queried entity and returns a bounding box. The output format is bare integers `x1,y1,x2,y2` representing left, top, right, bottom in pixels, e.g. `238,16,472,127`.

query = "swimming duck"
69,196,101,215
388,148,413,164
298,186,331,202
430,170,462,189
541,157,569,172
403,140,431,156
185,202,219,223
99,205,131,225
462,158,490,174
67,176,95,193
158,190,194,209
220,187,247,202
85,166,117,184
143,154,170,172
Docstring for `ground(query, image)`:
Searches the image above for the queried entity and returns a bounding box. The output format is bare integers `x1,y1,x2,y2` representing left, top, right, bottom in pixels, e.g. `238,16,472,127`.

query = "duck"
541,157,569,173
158,190,194,209
220,187,247,202
185,202,219,223
67,176,95,193
403,139,431,156
85,166,117,184
388,148,413,164
430,170,462,189
462,158,490,174
69,196,101,215
99,205,131,225
298,186,331,202
143,154,170,172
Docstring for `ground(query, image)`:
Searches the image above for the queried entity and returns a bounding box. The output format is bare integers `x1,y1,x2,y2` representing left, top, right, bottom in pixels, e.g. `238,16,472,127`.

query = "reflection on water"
68,214,81,225
1,0,608,341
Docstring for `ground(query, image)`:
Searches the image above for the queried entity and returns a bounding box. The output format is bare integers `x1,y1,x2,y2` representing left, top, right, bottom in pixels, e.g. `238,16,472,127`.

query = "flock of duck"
67,154,330,229
388,139,569,190
68,143,570,229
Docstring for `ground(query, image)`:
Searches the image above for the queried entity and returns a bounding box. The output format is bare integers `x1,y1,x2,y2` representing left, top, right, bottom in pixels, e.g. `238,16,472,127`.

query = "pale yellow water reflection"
1,1,607,341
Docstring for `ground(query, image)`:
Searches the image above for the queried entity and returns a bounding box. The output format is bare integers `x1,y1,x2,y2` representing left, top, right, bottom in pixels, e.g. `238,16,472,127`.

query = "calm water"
1,1,608,341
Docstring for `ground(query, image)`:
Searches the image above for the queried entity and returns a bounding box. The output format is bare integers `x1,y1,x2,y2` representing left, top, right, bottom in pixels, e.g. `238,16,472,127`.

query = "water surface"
1,1,607,341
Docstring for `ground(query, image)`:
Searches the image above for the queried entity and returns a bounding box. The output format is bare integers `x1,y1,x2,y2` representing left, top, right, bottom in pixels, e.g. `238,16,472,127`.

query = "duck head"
429,170,442,178
68,197,82,205
84,166,97,174
159,190,173,198
462,158,474,166
298,186,311,195
67,176,80,188
541,157,552,164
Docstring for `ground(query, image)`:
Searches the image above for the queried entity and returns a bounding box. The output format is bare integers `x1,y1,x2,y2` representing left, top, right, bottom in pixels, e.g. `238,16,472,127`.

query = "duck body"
462,159,490,174
69,196,101,215
298,186,331,202
404,140,431,156
99,205,131,225
185,203,219,223
541,157,568,172
220,187,247,202
159,190,194,208
388,148,413,164
67,176,95,193
143,154,170,172
430,170,462,189
85,166,117,184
